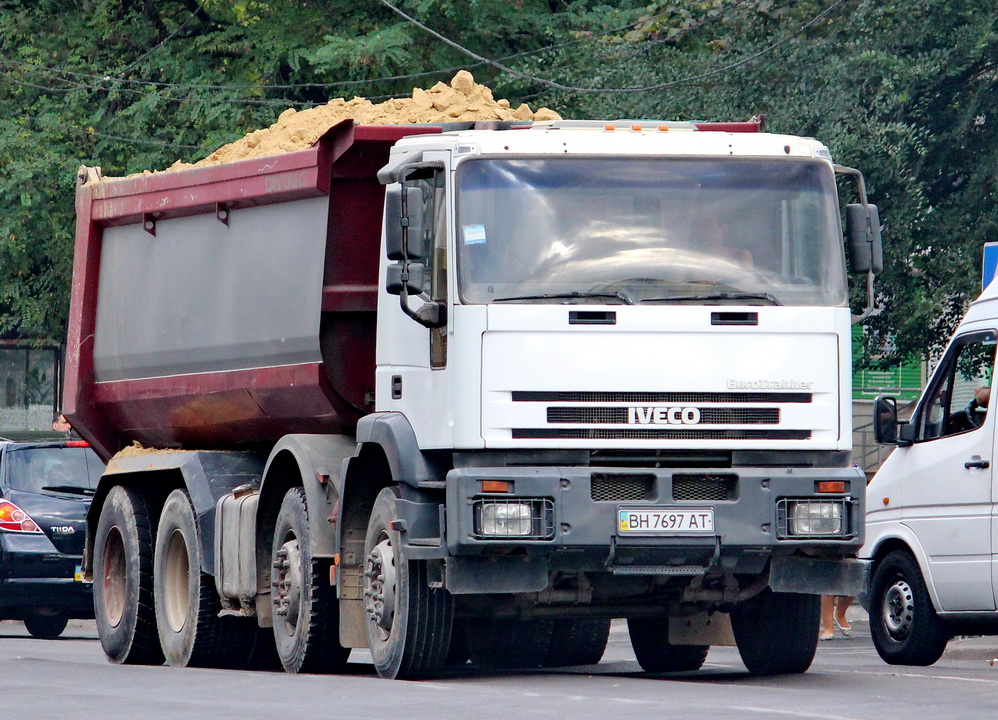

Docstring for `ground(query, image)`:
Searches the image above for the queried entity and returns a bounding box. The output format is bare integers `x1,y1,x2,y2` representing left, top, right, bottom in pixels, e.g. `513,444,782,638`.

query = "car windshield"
3,447,97,494
455,156,847,306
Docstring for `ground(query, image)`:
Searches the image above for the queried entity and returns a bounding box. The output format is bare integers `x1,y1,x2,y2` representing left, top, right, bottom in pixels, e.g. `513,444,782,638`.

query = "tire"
869,550,949,666
364,487,453,679
154,489,256,668
543,618,612,667
466,618,554,670
626,618,709,672
24,614,69,639
272,487,350,674
93,485,164,665
731,589,819,675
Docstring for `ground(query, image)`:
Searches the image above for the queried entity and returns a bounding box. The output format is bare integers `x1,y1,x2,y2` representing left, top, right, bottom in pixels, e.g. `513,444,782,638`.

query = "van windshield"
455,157,847,307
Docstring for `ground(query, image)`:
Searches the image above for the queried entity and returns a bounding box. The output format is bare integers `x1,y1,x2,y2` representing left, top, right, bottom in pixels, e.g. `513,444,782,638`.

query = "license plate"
618,507,715,535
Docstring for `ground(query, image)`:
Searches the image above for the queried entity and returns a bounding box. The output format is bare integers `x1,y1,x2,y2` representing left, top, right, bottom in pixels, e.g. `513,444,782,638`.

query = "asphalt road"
3,610,998,720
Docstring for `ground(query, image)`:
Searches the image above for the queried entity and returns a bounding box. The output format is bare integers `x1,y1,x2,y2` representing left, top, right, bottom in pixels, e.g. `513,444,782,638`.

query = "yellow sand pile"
170,70,560,171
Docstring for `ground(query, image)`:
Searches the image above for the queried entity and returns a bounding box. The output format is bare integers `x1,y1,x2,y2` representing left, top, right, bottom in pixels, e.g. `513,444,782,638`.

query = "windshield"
3,447,99,494
455,157,847,306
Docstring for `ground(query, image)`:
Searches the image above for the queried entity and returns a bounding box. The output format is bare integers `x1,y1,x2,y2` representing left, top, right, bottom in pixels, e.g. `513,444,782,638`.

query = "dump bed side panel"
64,121,440,460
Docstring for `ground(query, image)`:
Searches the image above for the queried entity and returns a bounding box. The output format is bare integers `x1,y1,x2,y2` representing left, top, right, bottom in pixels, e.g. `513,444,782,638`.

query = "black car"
0,439,103,637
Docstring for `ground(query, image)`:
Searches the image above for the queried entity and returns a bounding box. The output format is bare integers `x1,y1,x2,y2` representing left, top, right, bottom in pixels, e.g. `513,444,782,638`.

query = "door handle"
964,458,991,469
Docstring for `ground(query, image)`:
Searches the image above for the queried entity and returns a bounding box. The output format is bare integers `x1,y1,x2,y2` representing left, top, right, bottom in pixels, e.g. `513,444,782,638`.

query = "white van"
863,281,998,665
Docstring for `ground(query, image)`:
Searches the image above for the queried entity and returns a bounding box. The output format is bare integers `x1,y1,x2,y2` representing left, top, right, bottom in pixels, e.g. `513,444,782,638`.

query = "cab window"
917,331,996,441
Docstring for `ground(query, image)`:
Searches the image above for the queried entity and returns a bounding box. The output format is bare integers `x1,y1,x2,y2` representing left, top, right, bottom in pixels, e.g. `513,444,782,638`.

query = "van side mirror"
847,203,883,274
873,395,898,444
384,186,425,262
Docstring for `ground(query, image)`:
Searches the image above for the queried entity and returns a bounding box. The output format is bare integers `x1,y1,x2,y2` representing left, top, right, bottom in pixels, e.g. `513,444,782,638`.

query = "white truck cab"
863,280,998,665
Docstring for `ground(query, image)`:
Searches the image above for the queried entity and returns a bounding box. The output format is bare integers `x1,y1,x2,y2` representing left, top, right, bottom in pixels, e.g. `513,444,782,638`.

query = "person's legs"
833,595,854,635
820,595,835,640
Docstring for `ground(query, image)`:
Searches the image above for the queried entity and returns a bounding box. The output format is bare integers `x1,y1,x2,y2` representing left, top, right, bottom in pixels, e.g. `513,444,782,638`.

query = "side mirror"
384,186,425,262
847,203,883,274
873,395,898,444
386,263,425,296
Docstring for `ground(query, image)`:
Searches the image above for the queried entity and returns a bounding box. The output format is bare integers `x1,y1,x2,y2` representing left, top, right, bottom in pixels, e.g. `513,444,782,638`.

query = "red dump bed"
64,121,441,460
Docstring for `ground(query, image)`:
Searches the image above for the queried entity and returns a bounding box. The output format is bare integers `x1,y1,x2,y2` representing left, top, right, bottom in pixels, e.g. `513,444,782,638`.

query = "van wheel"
154,489,256,668
731,589,819,675
627,617,709,672
870,550,949,665
24,613,69,639
364,487,453,679
272,487,349,674
93,485,164,665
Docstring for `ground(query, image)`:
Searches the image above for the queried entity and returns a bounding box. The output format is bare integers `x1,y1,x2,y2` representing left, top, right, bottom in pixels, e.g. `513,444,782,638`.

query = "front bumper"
432,464,865,595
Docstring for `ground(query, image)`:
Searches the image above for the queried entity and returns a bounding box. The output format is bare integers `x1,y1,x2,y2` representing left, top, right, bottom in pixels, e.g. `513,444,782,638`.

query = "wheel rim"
364,534,397,640
883,577,915,640
101,526,127,628
273,537,303,633
162,529,191,632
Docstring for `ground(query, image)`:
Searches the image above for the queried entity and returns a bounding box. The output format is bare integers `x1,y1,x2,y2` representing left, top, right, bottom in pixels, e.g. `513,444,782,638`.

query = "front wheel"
869,550,949,665
364,487,453,679
271,487,349,674
731,589,819,675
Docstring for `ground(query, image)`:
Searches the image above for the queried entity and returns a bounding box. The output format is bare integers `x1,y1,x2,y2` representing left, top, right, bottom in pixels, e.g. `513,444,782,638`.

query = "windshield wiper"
42,485,95,496
639,292,781,306
493,291,633,305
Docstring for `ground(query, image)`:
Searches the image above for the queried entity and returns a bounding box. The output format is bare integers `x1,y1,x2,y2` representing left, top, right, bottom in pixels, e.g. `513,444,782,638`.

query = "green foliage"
1,0,996,368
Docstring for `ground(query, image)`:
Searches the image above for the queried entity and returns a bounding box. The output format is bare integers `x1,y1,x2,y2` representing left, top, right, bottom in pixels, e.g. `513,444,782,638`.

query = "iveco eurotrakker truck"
64,117,880,679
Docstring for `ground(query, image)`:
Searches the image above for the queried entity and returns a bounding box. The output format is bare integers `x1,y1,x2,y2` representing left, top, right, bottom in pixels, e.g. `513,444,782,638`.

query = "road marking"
730,706,864,720
822,667,998,685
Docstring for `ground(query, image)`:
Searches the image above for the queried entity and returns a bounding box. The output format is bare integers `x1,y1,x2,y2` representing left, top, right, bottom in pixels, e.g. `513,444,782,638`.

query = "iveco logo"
50,526,76,535
627,407,701,425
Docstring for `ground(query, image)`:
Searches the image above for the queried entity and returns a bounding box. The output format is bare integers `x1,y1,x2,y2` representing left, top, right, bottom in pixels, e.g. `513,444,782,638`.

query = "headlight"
472,498,555,540
786,500,844,536
479,502,533,537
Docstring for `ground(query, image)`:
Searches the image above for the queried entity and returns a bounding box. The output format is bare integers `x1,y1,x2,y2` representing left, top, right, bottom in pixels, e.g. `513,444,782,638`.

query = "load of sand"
168,70,560,171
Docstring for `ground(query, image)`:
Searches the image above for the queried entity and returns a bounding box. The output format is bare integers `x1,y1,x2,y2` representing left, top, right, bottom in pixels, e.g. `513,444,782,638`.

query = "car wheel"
93,485,164,665
870,550,949,666
627,617,709,672
154,488,256,668
24,613,69,639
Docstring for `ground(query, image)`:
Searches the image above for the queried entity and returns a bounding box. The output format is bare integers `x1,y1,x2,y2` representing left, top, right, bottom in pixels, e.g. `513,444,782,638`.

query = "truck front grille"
513,391,812,404
590,473,655,502
672,474,738,501
513,429,811,440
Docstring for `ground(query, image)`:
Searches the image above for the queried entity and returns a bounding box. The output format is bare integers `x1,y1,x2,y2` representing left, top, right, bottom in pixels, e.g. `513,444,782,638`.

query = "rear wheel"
870,550,949,666
627,618,709,672
543,618,611,667
731,589,819,675
466,618,554,670
272,487,349,674
154,489,255,668
24,613,69,639
93,485,164,665
364,487,453,679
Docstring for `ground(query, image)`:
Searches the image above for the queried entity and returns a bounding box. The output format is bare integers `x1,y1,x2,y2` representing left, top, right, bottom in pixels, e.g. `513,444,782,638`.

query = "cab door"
901,330,996,611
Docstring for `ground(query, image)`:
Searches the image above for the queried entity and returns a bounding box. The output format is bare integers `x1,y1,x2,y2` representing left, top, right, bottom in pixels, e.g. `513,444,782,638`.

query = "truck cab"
864,281,998,665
